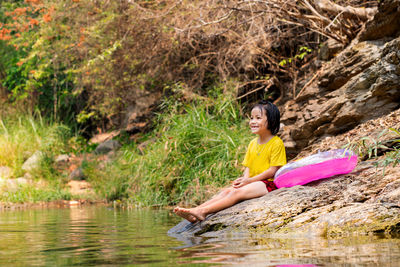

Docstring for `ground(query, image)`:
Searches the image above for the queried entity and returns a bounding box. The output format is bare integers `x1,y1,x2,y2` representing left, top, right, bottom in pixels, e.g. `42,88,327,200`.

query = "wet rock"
294,203,400,237
0,166,12,179
21,151,44,172
172,162,400,238
94,140,121,155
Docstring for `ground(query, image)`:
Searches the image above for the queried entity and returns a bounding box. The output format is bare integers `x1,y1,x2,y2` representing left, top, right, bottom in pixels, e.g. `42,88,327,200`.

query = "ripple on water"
0,206,399,266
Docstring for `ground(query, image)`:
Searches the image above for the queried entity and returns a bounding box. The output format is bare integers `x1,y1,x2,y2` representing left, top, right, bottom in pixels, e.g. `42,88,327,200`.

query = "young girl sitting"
174,100,286,223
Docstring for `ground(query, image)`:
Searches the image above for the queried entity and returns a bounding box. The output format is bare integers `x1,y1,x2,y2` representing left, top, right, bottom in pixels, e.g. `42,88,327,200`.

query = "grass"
0,184,71,203
344,127,400,173
0,110,76,203
86,92,253,207
0,112,71,178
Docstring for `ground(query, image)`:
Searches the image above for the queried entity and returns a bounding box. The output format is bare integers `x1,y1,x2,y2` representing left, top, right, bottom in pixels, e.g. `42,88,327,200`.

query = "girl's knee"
230,188,245,199
222,187,234,195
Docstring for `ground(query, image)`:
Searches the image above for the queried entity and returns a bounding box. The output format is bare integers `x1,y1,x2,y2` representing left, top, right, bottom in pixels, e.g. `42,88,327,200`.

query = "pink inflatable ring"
274,149,357,188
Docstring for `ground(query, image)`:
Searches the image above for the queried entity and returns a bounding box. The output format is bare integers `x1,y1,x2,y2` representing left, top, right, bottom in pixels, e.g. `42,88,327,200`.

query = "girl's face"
249,107,269,135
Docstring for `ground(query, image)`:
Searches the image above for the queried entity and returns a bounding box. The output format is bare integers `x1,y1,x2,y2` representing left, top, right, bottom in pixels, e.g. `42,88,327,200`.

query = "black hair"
253,100,280,135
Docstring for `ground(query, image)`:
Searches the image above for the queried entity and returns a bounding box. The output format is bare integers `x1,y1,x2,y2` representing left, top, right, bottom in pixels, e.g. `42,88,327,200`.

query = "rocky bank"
170,0,400,238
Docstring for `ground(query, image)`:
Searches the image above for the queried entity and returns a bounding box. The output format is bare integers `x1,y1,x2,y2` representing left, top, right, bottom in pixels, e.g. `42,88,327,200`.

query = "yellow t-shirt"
242,136,287,181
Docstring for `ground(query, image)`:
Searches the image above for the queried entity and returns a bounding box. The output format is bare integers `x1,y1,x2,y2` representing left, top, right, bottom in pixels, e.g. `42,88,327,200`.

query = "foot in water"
174,207,206,222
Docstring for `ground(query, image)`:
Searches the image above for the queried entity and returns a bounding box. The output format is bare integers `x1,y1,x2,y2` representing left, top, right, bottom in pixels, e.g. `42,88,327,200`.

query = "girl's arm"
233,166,281,188
243,167,250,179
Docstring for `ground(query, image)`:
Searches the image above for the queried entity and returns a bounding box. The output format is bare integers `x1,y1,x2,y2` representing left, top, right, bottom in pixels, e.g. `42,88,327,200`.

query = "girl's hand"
233,177,251,188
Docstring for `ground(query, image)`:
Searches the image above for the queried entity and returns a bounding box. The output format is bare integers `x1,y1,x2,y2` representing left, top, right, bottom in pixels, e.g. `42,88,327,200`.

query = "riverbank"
171,109,400,238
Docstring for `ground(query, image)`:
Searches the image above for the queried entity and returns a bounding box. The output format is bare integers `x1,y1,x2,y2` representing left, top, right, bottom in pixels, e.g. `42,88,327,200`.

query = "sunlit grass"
0,184,71,203
86,93,253,206
0,113,71,178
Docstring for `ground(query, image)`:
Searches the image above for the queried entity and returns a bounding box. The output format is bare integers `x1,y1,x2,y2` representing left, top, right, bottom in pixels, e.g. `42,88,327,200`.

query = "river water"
0,205,399,266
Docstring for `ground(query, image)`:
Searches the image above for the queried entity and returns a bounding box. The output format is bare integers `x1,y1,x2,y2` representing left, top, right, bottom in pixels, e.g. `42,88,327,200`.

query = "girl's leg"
174,187,232,223
197,186,233,208
176,181,268,221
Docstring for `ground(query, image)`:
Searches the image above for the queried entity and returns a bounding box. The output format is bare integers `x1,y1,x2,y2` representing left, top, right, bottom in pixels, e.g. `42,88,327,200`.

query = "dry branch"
315,0,377,20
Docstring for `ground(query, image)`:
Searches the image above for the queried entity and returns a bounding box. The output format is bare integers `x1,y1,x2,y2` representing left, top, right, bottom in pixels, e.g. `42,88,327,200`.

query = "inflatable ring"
274,149,357,188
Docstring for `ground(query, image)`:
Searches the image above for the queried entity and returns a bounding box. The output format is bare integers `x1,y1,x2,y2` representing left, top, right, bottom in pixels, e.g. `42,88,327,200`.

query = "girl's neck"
258,132,274,144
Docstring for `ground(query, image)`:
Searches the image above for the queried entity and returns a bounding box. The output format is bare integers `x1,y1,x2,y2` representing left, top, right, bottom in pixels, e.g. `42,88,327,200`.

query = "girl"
174,100,286,223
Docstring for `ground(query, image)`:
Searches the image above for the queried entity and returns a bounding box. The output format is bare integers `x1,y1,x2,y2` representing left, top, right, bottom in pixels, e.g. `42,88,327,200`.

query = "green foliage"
86,93,251,206
344,128,400,173
0,112,72,177
279,46,312,67
0,184,71,203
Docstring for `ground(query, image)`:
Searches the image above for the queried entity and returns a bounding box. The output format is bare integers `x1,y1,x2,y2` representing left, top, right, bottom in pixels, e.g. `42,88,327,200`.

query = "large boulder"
280,0,400,155
171,161,400,238
21,151,44,172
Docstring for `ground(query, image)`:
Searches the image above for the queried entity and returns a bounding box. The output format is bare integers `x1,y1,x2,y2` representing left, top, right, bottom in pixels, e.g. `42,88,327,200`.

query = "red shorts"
261,180,278,192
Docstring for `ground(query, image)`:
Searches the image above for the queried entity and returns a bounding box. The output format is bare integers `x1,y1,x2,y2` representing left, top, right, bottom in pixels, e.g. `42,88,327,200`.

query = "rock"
89,130,120,145
94,140,121,155
171,161,400,238
4,178,28,192
280,0,400,153
359,0,400,41
122,92,161,134
67,180,94,196
0,166,12,179
55,154,70,164
69,167,85,180
68,200,80,206
21,151,44,172
15,178,28,185
319,38,344,61
23,172,33,180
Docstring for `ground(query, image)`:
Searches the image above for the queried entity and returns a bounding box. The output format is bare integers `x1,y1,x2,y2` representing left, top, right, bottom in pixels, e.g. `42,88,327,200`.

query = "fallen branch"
315,0,377,20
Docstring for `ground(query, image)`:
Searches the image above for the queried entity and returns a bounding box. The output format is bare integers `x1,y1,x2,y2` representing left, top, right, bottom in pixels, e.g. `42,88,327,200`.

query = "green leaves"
344,128,400,174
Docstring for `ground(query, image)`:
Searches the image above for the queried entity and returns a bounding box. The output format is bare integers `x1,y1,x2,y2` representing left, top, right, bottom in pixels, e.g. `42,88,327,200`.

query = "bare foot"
174,206,197,223
176,207,206,221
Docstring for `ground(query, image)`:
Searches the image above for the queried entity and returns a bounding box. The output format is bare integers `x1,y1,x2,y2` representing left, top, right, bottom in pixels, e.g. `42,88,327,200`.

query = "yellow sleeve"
270,139,287,167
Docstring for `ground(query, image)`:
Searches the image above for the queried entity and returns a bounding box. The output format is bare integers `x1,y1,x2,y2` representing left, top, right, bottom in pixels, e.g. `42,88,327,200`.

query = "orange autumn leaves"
0,1,58,42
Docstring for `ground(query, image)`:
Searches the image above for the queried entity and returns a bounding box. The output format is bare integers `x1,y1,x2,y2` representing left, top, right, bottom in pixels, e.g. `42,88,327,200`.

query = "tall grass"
0,112,71,178
86,94,253,207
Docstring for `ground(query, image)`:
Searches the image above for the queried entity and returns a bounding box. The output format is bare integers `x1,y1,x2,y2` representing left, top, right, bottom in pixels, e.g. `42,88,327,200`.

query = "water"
0,205,399,266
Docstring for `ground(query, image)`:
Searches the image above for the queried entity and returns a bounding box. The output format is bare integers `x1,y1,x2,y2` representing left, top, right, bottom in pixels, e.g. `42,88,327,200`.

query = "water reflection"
176,233,400,266
0,206,399,266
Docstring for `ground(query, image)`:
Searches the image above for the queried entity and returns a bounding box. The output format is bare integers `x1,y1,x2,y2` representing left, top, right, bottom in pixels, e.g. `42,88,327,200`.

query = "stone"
94,140,121,155
171,161,400,238
89,130,120,145
67,180,94,196
281,36,400,151
0,166,12,179
55,154,70,164
4,178,28,192
319,38,344,61
21,151,44,172
69,167,85,180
